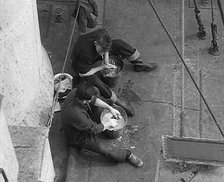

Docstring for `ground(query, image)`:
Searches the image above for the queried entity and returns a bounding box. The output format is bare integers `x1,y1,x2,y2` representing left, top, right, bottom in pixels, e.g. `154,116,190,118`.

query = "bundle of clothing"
72,0,99,33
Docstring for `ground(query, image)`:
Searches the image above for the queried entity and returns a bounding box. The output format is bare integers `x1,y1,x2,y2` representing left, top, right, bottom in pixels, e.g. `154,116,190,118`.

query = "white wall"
0,0,54,126
0,105,19,182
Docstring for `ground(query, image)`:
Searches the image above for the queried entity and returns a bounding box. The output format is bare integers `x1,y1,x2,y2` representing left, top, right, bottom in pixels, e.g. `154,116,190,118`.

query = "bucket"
100,55,124,88
54,73,73,100
100,105,128,139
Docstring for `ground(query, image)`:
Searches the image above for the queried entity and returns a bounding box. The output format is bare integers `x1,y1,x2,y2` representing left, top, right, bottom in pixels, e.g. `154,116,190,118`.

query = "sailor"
61,81,143,167
71,28,158,116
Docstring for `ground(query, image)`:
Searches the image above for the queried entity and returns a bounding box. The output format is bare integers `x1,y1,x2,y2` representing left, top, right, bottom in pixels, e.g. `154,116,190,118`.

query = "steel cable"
147,0,224,138
47,3,80,127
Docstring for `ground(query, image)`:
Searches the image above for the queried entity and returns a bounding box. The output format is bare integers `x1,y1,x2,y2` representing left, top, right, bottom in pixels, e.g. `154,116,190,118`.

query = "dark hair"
75,81,99,100
96,29,112,52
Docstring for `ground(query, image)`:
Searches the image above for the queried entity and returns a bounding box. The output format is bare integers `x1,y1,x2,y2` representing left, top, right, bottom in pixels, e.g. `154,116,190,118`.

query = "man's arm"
89,0,99,17
79,63,104,77
74,97,119,132
93,97,121,119
79,61,116,77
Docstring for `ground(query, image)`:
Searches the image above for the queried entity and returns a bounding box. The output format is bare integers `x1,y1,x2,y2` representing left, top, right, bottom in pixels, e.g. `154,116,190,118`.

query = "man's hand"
104,63,117,69
109,107,121,119
103,52,117,69
99,60,117,70
103,118,118,130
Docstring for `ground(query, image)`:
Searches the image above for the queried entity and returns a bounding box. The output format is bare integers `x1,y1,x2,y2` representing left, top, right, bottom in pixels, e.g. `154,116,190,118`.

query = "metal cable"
47,4,80,127
217,0,224,26
147,0,224,138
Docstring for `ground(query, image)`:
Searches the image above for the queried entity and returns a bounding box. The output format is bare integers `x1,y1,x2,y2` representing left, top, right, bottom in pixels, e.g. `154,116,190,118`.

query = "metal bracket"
0,168,8,182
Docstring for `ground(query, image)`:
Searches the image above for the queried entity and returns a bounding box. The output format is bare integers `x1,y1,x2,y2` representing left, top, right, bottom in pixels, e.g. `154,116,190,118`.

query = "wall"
0,95,19,182
0,0,54,126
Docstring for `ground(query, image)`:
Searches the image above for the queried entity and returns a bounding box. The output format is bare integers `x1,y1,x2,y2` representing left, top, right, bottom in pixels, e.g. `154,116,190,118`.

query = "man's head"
75,81,100,100
94,29,112,54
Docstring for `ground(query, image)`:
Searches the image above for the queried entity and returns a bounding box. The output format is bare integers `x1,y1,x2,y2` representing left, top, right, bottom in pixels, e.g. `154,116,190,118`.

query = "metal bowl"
100,105,128,139
100,55,124,88
54,73,73,99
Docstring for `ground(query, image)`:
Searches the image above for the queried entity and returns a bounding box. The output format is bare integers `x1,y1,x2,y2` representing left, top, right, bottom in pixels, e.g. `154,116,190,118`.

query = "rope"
211,0,214,23
147,0,224,138
180,0,185,137
46,4,80,127
172,0,179,136
172,68,178,136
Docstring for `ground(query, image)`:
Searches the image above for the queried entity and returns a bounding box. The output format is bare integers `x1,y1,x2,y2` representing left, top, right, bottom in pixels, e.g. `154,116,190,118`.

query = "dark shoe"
134,63,158,72
115,97,135,117
127,153,143,167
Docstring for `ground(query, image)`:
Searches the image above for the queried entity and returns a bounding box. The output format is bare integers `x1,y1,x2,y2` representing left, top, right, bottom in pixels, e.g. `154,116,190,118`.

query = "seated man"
71,28,158,117
61,81,143,167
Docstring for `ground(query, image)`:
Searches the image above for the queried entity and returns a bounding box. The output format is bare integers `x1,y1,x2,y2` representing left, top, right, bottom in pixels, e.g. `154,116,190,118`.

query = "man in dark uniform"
71,28,158,117
61,81,144,167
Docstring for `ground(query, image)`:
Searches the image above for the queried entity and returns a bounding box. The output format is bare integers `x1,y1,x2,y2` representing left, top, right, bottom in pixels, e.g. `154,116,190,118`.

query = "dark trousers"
110,39,136,59
78,73,112,98
77,136,129,162
72,106,129,163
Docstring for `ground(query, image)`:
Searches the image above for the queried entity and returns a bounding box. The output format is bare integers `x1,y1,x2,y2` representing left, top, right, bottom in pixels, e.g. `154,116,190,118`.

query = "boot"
127,153,144,167
115,97,135,117
130,59,158,72
134,62,158,72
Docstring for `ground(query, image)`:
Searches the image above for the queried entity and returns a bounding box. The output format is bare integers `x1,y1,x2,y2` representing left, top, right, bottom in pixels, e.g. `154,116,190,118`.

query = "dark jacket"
61,88,104,146
71,29,102,74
